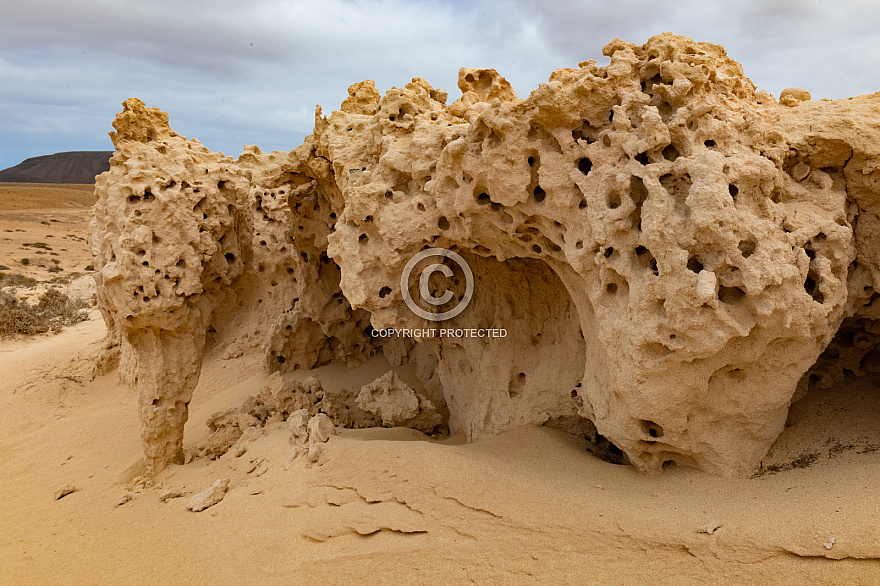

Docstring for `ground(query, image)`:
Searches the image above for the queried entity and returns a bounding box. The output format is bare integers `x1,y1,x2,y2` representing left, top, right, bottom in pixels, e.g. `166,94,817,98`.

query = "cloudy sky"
1,0,878,171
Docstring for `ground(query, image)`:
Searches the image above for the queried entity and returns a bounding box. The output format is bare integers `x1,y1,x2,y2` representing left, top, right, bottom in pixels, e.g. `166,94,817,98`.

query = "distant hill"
0,151,113,184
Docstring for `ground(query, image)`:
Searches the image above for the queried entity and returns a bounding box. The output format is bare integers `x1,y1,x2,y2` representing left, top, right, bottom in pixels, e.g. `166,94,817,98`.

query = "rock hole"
578,157,592,176
804,273,824,303
643,420,664,438
629,176,648,230
528,156,535,167
729,184,739,198
635,246,659,275
606,283,618,294
607,191,621,209
662,144,679,162
533,186,546,203
603,135,612,147
719,286,745,303
704,139,716,148
476,191,491,205
379,286,391,298
359,234,368,244
575,240,583,250
686,255,703,273
634,152,649,165
532,244,542,254
738,240,756,258
438,216,450,230
603,247,615,258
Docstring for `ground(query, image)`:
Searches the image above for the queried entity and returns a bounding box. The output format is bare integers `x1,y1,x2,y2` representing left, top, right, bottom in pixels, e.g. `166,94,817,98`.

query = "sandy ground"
1,184,880,584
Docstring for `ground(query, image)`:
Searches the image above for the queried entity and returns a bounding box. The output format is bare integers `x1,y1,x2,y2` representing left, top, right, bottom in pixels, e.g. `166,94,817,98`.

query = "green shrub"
20,258,30,266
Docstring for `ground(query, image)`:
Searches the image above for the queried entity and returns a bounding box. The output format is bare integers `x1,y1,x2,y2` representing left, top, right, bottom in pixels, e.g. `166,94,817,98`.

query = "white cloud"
1,0,878,169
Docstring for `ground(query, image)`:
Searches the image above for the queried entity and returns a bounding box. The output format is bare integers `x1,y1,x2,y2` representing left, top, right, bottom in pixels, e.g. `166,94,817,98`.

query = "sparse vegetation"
20,258,30,266
0,287,89,336
0,273,37,287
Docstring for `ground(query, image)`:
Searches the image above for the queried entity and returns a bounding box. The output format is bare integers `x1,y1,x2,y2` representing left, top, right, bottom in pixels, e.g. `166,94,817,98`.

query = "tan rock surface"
90,33,880,478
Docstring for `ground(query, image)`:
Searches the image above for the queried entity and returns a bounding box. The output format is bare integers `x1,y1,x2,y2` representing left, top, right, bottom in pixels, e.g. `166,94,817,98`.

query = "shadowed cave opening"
759,309,880,473
421,251,628,464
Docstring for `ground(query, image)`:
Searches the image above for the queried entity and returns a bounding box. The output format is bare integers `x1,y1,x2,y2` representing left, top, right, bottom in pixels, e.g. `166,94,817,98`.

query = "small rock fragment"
288,408,310,446
696,270,717,305
698,520,722,535
159,488,184,502
115,493,133,507
791,162,811,182
186,478,230,512
308,413,336,443
54,484,76,500
823,537,836,550
284,446,305,470
307,413,336,463
780,87,811,106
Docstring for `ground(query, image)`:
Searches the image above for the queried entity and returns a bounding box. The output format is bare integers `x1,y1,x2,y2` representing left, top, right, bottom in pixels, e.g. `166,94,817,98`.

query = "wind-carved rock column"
90,99,246,475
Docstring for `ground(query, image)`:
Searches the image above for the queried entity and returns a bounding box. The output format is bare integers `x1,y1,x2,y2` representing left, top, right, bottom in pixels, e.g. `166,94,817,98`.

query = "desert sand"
0,183,95,280
1,189,880,583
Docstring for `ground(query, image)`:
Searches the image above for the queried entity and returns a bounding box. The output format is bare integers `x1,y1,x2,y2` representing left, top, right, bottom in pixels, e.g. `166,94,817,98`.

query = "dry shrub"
0,286,89,336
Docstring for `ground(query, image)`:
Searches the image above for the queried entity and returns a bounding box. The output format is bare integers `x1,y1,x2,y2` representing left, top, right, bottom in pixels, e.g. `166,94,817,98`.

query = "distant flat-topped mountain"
0,151,113,184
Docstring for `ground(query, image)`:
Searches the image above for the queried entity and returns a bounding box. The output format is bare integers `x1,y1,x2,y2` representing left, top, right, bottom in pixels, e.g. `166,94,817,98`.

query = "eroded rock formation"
89,33,880,477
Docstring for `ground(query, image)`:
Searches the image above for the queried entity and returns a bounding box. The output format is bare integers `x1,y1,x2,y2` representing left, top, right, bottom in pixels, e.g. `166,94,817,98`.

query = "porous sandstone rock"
91,33,880,477
357,371,443,433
